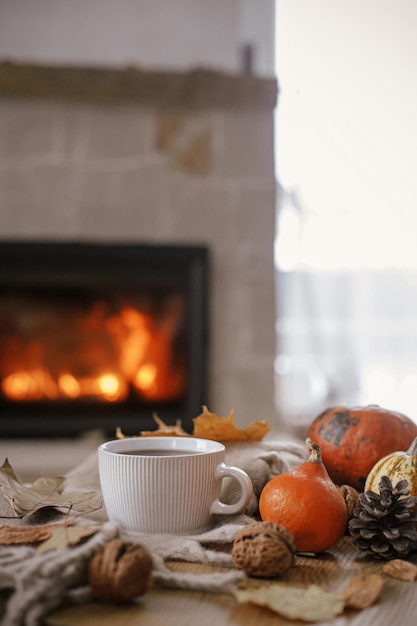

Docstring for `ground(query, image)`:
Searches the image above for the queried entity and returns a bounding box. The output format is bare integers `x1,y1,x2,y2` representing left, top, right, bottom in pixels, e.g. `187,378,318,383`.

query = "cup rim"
99,436,225,457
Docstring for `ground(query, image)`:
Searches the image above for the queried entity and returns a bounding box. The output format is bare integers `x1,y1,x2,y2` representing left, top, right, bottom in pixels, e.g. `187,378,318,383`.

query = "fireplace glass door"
0,242,208,438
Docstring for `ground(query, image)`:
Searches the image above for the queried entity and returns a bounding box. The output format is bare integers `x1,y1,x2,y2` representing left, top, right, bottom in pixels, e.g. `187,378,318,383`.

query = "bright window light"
275,0,417,272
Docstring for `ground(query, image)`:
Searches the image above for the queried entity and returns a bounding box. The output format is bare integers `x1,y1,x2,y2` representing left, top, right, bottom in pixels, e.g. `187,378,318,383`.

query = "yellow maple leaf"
193,406,269,442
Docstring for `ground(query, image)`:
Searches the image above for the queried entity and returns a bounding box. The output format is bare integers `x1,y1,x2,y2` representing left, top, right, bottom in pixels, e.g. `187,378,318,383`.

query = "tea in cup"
98,436,253,536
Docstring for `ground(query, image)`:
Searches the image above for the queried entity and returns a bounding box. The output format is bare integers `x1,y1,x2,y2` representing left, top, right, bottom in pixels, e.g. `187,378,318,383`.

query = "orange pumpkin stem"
306,438,322,464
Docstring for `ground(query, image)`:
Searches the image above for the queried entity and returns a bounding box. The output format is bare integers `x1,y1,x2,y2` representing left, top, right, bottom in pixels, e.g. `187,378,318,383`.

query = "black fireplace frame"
0,241,209,438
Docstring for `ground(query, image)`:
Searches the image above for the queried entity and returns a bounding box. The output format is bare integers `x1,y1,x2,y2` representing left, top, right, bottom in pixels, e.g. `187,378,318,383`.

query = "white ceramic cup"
98,436,253,536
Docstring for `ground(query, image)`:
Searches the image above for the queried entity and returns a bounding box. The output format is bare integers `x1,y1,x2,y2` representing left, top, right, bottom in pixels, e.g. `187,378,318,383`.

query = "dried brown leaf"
235,583,344,622
193,406,270,442
341,574,384,609
116,408,270,442
0,519,74,545
0,458,102,518
30,475,66,496
382,559,417,582
0,524,52,545
36,523,99,554
116,414,190,438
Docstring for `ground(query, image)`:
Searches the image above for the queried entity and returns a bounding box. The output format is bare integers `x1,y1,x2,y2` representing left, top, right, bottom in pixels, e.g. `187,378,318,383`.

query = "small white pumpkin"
364,436,417,495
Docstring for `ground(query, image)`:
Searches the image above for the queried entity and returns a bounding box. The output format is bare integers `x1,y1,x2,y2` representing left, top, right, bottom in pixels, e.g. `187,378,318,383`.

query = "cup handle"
209,463,253,516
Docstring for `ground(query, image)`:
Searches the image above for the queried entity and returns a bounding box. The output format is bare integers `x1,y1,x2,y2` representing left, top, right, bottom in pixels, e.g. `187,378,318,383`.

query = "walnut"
88,538,153,603
337,484,360,519
231,521,295,578
382,559,417,582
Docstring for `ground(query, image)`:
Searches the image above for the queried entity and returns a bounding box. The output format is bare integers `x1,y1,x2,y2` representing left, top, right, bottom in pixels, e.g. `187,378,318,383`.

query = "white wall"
0,0,275,75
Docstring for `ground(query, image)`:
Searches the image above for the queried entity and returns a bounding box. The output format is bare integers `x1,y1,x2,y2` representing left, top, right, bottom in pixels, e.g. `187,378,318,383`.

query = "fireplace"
0,241,209,438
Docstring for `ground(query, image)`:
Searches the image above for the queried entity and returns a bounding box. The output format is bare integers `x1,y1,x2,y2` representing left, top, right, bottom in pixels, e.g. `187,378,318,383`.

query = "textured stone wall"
0,63,278,430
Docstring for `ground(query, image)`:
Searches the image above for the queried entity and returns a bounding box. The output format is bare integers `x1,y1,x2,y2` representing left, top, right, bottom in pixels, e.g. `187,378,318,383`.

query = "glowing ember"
97,374,126,402
58,373,81,398
135,363,157,393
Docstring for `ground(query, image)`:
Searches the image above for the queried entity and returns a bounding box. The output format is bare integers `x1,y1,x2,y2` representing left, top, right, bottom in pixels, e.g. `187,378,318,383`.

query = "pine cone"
348,476,417,560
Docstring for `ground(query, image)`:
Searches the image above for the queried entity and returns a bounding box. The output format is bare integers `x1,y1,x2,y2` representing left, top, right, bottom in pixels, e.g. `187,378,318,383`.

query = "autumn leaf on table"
0,523,60,545
0,458,102,518
0,519,100,553
193,406,270,442
116,413,191,438
36,523,100,554
116,407,271,441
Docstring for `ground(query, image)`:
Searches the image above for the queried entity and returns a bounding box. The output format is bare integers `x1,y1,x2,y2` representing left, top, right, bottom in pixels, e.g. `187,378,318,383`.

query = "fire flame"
1,303,185,404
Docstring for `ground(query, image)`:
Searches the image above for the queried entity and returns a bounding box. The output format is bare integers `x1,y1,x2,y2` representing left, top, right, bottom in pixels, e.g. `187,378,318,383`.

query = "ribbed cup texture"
99,449,223,535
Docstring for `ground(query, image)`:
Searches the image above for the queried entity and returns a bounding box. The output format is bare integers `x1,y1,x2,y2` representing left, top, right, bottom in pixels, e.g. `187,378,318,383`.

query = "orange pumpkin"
259,438,347,553
307,405,417,491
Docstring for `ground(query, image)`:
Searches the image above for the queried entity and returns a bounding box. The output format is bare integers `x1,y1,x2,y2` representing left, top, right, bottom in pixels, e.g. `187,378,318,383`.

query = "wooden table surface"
45,537,417,626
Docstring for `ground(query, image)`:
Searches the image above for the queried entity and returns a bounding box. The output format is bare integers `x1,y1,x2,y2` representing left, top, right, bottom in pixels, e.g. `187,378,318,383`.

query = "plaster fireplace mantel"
0,61,279,476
